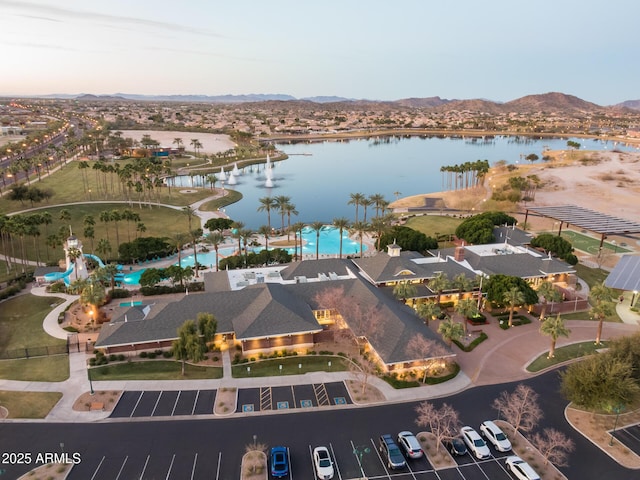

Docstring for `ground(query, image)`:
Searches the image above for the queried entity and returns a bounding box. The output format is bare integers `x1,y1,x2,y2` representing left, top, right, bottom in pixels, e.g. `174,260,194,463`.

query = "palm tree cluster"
440,159,490,190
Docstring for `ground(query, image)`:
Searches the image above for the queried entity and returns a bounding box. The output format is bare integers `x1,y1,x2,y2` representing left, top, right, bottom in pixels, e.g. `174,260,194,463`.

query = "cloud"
0,0,224,38
2,40,86,52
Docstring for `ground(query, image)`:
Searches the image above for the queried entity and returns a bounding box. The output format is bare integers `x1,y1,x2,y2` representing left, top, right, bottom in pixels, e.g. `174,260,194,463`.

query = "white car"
313,446,334,479
397,431,424,459
461,426,491,459
480,420,512,452
505,455,540,480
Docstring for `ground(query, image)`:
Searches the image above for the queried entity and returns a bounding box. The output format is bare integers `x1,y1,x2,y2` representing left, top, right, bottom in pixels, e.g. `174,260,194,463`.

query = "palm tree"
310,221,324,260
182,206,197,232
416,301,441,327
539,314,571,358
67,247,82,281
290,221,306,261
452,273,473,295
231,221,245,256
206,174,217,191
503,287,526,328
239,228,254,266
173,138,183,150
348,192,366,222
393,280,417,302
455,298,478,334
350,221,369,258
590,282,616,345
536,281,562,320
361,197,373,222
99,210,111,243
190,228,203,277
257,225,271,253
203,231,224,271
332,217,350,259
96,238,112,261
101,263,120,295
190,138,202,157
437,317,464,347
274,195,291,234
369,193,388,217
257,196,276,230
283,202,298,241
170,232,190,272
370,213,394,251
429,272,450,306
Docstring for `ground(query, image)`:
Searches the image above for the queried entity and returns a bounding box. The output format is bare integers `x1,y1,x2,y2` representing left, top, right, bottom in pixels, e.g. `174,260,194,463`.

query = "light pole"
88,366,94,395
609,404,625,446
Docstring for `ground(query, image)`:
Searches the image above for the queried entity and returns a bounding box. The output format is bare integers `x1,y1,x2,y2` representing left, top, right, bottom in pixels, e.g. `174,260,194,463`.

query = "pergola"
524,205,640,248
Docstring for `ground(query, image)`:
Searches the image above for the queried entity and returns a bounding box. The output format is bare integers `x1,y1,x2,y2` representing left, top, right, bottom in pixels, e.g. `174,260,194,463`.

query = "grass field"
0,294,67,352
0,355,69,381
405,214,463,244
90,360,223,380
0,391,62,418
561,230,631,254
527,341,608,372
232,355,350,378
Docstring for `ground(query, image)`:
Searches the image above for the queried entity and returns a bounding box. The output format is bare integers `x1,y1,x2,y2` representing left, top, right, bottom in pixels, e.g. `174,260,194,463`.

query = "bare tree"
530,428,575,467
414,401,461,454
492,384,543,434
406,334,450,382
243,439,268,477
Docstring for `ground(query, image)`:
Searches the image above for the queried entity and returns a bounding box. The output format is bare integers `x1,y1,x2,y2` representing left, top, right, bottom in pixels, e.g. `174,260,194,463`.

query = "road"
0,372,633,480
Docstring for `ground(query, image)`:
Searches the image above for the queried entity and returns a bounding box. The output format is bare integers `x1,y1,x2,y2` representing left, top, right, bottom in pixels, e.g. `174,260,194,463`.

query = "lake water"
171,135,637,229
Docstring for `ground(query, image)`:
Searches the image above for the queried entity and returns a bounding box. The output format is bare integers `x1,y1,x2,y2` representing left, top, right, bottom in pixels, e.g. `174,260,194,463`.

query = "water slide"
84,253,105,269
43,264,75,284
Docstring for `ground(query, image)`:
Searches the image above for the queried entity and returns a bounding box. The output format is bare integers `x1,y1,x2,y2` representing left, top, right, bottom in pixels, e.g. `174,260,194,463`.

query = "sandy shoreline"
120,130,236,155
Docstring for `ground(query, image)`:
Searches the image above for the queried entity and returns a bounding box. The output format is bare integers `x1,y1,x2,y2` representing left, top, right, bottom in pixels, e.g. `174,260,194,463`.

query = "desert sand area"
120,130,236,154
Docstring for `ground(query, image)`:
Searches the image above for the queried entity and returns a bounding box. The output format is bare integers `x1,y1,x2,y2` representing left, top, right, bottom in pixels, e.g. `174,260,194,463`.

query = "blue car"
270,446,289,478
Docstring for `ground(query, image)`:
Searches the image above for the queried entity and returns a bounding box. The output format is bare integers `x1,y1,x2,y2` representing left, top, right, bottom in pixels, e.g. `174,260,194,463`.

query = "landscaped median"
526,341,608,372
89,360,223,380
231,354,350,378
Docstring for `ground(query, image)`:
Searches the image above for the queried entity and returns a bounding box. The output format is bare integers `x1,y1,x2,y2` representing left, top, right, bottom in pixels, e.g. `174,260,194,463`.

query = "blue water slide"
43,264,75,284
83,253,105,268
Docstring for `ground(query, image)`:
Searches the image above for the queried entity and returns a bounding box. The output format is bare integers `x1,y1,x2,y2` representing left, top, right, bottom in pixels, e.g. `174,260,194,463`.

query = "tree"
332,217,350,259
173,313,217,375
415,301,441,327
536,281,562,320
560,353,640,413
530,428,575,467
492,384,543,434
485,274,538,308
203,231,225,272
348,192,366,222
273,195,291,233
414,401,461,454
96,238,112,261
182,205,197,232
67,247,82,280
379,225,437,253
406,334,449,382
429,272,450,306
393,280,417,302
589,282,616,345
437,318,464,347
349,221,369,258
539,314,571,358
257,196,276,230
290,221,306,261
454,298,478,334
503,287,525,327
310,221,324,260
257,225,271,253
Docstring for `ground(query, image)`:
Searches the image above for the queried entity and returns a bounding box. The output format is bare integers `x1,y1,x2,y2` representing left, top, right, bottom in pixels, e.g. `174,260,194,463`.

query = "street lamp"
88,366,94,395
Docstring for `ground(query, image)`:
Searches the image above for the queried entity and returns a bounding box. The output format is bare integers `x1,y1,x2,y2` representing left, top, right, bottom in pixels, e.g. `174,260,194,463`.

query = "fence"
0,334,81,360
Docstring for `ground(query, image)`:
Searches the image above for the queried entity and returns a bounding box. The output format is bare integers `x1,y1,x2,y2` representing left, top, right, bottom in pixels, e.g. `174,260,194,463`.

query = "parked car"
480,420,512,452
312,446,334,479
461,426,491,459
444,436,468,456
505,455,541,480
270,446,289,478
378,434,406,469
397,431,424,459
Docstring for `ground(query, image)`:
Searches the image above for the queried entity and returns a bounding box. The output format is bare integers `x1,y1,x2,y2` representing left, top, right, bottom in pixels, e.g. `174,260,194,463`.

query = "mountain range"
19,92,640,112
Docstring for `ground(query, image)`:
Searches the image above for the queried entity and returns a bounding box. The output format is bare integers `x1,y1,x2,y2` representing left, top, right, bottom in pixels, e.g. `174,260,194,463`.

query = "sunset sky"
1,0,638,105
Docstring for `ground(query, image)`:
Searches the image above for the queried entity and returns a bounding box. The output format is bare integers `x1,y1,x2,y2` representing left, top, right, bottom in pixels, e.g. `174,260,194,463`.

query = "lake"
171,135,637,229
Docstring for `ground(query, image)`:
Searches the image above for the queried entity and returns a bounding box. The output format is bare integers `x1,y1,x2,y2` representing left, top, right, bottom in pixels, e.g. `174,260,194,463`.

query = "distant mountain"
431,98,505,114
110,93,296,103
76,94,127,101
393,96,450,108
616,99,640,110
505,92,602,112
301,96,353,103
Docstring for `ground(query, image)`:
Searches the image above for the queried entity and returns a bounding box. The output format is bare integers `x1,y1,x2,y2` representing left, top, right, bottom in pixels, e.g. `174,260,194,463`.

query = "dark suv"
378,434,406,470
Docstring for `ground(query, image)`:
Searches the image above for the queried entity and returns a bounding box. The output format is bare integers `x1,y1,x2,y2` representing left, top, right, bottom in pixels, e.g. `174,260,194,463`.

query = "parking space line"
260,387,272,410
171,391,182,416
287,447,293,480
369,437,392,480
308,445,315,478
404,457,418,480
129,391,144,417
313,383,329,406
190,453,198,480
290,385,297,408
150,391,163,416
89,455,105,480
139,455,150,480
329,443,343,480
114,455,128,480
215,452,222,480
165,453,176,480
191,390,201,415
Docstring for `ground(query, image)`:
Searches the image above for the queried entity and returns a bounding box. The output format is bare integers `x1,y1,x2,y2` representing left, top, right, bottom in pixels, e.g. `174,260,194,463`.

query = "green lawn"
232,355,350,378
527,341,608,372
0,355,69,381
198,189,243,212
90,360,223,380
0,294,67,353
405,215,463,244
573,263,610,289
0,391,62,418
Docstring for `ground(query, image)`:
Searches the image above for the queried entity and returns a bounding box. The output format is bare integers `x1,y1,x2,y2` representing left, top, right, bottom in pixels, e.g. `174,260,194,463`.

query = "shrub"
424,363,461,384
453,332,488,352
147,352,157,359
109,354,117,362
117,354,125,361
162,351,173,358
140,351,148,358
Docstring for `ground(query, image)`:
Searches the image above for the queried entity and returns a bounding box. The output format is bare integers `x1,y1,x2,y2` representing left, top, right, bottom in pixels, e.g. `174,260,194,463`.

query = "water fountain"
232,162,240,176
264,154,274,187
227,171,237,185
218,166,227,182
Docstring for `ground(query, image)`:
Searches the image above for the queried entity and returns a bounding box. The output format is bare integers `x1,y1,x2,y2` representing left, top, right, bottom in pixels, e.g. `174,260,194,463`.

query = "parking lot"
110,390,217,418
277,435,518,480
236,381,352,413
612,422,640,456
68,450,223,480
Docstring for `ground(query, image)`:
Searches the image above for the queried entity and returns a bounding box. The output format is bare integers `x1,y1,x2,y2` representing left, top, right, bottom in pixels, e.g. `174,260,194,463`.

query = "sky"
1,0,639,105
